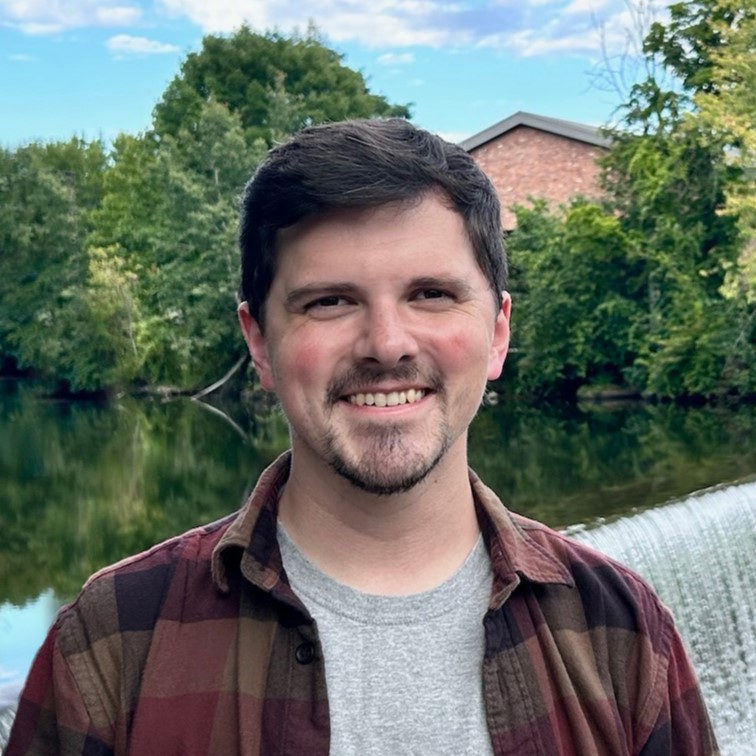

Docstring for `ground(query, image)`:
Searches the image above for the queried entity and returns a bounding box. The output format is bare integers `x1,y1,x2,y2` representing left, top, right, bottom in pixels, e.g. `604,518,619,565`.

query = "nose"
353,301,418,367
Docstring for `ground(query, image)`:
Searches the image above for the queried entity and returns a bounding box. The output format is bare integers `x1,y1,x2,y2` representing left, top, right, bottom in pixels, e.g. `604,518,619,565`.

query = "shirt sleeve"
639,625,719,756
4,623,114,756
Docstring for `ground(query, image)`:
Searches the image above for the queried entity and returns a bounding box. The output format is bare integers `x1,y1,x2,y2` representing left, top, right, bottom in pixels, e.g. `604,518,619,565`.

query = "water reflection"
470,400,756,526
0,381,277,606
0,591,57,707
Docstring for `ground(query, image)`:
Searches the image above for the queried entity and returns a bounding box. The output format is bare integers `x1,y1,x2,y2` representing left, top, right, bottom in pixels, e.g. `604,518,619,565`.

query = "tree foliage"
508,201,643,396
88,102,265,389
692,0,756,303
152,25,411,147
0,139,107,388
643,0,748,95
601,120,746,395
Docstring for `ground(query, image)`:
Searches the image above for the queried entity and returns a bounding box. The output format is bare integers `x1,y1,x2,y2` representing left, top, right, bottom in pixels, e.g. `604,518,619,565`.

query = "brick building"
460,111,610,230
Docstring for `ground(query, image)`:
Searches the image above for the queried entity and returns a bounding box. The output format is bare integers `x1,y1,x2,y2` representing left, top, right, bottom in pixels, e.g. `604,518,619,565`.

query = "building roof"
459,111,611,152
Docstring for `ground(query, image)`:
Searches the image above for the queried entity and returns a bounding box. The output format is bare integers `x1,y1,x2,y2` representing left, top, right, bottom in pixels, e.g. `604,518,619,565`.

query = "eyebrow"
409,276,477,299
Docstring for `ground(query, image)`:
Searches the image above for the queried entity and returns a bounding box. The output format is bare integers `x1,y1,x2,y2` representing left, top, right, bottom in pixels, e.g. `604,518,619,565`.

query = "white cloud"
489,0,550,6
480,26,603,56
156,0,267,32
477,0,665,58
0,0,142,34
96,5,142,24
0,0,667,62
9,52,35,61
527,31,600,56
156,0,469,47
107,34,180,56
377,52,415,65
13,21,66,34
562,0,611,14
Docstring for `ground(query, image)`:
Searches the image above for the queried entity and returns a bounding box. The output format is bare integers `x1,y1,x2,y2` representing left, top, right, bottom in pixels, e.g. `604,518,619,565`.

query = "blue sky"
0,0,666,148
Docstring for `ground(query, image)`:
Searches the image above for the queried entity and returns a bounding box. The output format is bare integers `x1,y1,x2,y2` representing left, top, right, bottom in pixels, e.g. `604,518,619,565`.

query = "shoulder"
56,512,239,655
7,515,246,752
482,512,716,751
473,471,674,641
473,469,668,621
503,515,705,745
509,513,683,727
513,511,675,636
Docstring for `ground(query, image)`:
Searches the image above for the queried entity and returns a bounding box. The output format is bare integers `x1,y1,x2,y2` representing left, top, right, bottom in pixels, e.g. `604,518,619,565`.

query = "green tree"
602,128,748,395
693,0,756,304
507,201,643,397
643,0,750,95
0,139,107,389
88,102,266,390
596,0,753,397
152,25,411,147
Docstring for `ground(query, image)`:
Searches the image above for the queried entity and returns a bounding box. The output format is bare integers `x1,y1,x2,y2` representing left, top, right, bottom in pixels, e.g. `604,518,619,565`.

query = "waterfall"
567,479,756,755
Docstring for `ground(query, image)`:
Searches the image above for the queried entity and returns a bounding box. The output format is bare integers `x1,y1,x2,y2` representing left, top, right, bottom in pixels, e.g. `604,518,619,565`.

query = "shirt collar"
212,451,292,596
469,468,574,608
212,451,573,607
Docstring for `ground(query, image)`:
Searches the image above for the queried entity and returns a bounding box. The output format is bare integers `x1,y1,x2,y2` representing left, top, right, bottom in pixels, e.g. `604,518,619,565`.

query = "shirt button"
296,642,315,665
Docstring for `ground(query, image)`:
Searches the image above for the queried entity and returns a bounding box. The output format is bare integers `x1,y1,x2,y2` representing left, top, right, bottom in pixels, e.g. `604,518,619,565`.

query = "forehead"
272,196,476,280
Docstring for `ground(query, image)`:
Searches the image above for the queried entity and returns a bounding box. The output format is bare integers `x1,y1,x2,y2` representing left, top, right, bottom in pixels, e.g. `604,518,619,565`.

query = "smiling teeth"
348,389,425,406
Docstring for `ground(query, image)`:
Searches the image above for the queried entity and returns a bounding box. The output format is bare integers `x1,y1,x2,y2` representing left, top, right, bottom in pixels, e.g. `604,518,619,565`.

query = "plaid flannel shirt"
6,452,718,755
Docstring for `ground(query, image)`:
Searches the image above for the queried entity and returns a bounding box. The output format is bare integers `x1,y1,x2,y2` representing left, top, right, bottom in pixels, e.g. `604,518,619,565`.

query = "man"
7,119,717,755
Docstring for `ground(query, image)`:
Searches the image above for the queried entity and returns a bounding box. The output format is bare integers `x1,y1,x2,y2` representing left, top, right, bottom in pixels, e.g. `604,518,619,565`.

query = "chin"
328,444,448,497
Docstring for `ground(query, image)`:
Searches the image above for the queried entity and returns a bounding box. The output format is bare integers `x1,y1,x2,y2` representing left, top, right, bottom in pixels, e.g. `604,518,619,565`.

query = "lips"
347,389,426,407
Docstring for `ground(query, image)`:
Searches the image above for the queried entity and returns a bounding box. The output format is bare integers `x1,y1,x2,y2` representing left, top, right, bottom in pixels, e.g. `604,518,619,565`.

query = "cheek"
441,329,491,371
274,335,329,389
296,343,324,381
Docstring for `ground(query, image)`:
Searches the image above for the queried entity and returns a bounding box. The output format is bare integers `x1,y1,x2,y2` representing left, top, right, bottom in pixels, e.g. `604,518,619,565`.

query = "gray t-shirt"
279,526,495,756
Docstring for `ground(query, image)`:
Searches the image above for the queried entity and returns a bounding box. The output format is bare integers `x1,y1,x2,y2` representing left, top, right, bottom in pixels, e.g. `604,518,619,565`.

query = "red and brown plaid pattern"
6,453,717,755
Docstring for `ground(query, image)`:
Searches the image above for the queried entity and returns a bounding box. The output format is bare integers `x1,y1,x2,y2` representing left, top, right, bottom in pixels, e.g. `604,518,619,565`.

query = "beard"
320,363,451,495
322,419,452,495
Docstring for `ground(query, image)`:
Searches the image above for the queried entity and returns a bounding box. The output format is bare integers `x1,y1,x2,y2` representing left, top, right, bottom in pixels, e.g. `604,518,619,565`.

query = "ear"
487,291,511,381
238,302,276,391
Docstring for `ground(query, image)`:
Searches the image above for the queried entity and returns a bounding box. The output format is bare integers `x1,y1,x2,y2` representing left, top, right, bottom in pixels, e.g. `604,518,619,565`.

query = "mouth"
346,389,427,407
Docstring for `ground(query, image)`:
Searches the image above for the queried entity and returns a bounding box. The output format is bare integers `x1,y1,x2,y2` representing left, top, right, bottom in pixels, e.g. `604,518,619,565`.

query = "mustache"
327,364,442,404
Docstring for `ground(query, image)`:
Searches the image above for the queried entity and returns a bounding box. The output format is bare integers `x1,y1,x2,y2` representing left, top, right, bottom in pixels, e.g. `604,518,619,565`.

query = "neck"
278,441,480,595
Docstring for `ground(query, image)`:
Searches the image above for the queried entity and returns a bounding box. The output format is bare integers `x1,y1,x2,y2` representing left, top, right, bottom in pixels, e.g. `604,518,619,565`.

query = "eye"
302,294,356,317
415,288,452,301
306,295,347,309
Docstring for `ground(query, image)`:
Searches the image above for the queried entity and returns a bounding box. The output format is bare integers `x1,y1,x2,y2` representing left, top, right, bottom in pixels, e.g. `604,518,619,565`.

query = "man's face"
239,193,510,495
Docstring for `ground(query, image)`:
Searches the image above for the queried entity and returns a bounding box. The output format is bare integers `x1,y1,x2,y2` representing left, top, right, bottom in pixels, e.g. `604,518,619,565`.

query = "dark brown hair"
239,118,507,328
